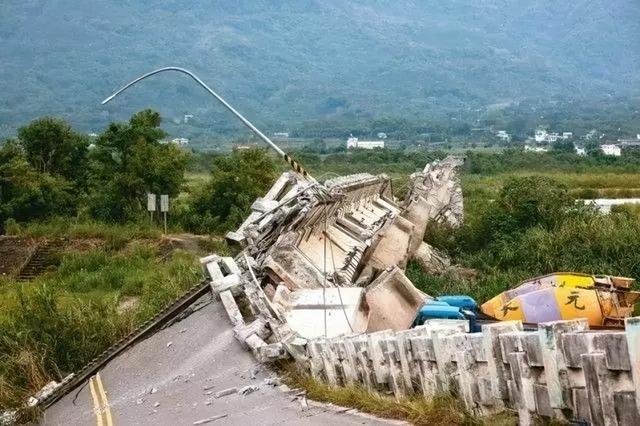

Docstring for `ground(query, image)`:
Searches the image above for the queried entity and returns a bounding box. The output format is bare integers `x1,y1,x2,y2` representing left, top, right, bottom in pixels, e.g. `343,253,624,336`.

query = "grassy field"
463,172,640,201
0,224,205,409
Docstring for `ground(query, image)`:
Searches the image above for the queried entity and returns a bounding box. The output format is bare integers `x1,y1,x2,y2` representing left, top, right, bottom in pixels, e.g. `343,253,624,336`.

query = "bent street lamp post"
101,66,316,183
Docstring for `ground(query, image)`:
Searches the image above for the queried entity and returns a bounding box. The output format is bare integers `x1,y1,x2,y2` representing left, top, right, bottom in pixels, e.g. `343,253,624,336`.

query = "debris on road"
238,385,259,396
214,387,237,398
192,414,228,425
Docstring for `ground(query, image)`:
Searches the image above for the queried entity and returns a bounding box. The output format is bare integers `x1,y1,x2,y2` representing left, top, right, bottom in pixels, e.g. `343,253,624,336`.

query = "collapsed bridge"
201,156,640,426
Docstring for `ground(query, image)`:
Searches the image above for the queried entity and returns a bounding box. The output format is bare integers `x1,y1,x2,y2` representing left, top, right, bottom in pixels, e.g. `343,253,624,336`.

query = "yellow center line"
95,373,114,426
89,376,105,426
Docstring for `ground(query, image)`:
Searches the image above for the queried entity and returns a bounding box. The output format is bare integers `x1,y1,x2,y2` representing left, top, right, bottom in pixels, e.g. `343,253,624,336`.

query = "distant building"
496,130,511,142
171,137,189,146
273,132,289,139
524,145,548,153
575,146,586,156
347,137,384,150
183,114,194,124
88,132,98,138
234,144,253,151
534,129,547,143
534,128,571,143
377,132,388,139
547,132,560,143
601,144,621,156
585,130,598,140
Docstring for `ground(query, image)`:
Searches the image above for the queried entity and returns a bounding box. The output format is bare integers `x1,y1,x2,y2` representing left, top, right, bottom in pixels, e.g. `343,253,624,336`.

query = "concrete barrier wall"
201,254,640,425
304,318,640,426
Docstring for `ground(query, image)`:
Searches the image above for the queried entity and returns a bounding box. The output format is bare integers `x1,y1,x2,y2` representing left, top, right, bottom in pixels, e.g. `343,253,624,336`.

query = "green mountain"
1,0,639,138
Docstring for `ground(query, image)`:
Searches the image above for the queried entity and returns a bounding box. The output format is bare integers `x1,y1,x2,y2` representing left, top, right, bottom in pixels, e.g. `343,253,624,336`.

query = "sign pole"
147,193,157,227
160,194,169,235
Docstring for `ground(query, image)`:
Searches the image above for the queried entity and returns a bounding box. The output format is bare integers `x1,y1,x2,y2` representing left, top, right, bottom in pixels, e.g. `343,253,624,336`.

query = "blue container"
436,295,478,311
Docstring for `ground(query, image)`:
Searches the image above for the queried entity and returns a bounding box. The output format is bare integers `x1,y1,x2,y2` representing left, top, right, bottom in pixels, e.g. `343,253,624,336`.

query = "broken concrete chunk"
220,290,244,326
257,342,288,363
238,385,259,396
365,267,425,332
233,318,271,344
252,198,280,213
193,414,229,424
214,387,238,398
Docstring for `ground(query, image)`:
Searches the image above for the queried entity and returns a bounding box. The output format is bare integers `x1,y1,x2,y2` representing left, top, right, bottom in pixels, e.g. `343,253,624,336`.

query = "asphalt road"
42,295,396,425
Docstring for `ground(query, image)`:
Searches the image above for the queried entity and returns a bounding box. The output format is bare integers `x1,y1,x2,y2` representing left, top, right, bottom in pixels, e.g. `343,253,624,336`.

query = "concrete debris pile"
201,155,464,362
200,156,640,424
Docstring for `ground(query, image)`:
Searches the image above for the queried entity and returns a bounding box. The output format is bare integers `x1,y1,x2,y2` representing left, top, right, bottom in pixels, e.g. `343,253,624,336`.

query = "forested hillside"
1,0,639,138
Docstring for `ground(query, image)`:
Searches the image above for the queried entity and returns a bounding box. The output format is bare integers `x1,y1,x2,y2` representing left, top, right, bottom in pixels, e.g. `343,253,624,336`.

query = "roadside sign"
160,195,169,212
147,193,156,211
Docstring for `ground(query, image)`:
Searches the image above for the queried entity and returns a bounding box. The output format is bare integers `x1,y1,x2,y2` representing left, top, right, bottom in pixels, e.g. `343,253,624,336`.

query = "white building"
534,129,571,143
534,129,547,143
496,130,511,142
575,146,586,156
183,114,194,124
377,132,388,139
347,137,384,150
601,144,621,156
273,132,289,139
547,132,560,143
524,145,549,153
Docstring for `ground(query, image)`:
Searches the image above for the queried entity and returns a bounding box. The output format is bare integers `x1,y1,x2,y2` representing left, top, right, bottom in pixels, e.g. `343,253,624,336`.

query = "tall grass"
0,241,202,410
279,362,516,426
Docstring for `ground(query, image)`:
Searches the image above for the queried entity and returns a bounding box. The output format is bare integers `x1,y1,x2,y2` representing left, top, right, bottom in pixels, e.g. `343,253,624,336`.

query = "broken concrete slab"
364,267,425,332
274,287,369,339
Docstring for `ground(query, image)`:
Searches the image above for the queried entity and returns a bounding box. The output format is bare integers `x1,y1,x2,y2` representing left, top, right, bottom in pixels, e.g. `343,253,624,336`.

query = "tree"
88,110,189,221
180,148,278,233
0,141,75,230
17,117,89,183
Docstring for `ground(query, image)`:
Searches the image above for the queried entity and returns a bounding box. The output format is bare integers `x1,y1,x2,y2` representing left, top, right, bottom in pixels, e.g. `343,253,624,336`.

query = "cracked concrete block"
380,336,406,399
625,316,640,415
614,392,640,426
538,319,589,415
219,290,244,326
408,335,438,397
251,198,280,213
200,255,223,282
351,335,376,391
211,273,243,295
592,332,630,371
244,334,267,355
507,351,536,424
365,267,425,332
234,318,271,347
582,352,616,426
482,321,523,404
257,343,288,362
